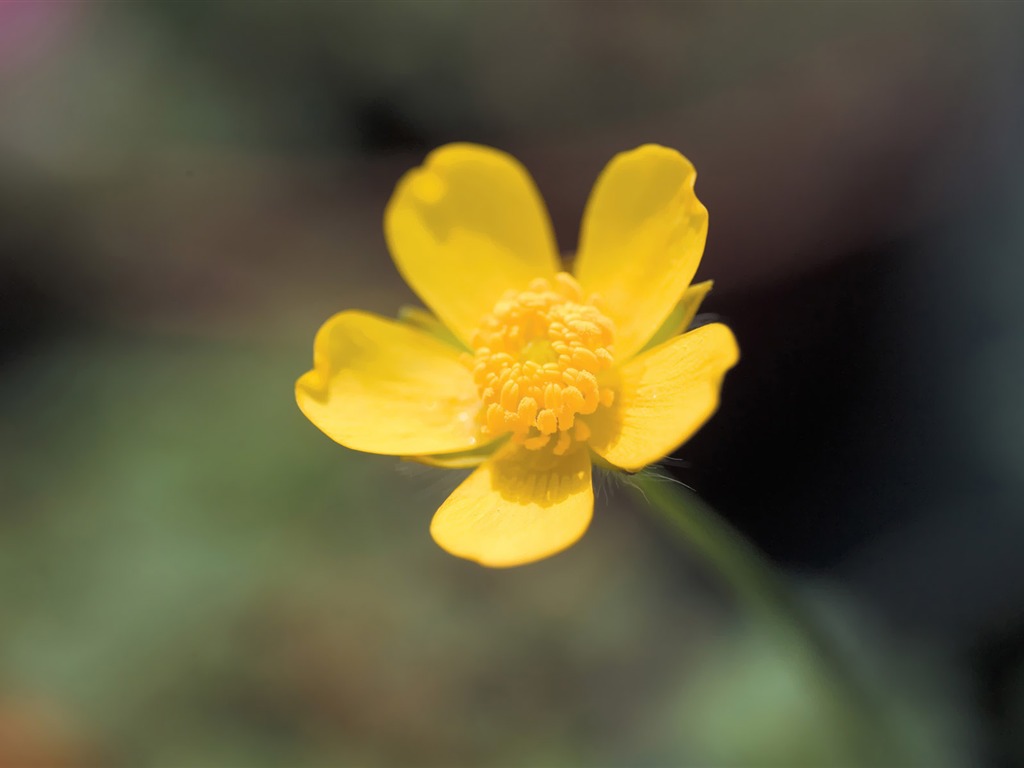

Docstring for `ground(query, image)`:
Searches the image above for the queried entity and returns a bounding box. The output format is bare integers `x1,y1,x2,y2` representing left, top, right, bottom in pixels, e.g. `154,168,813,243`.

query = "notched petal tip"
295,368,327,405
612,144,700,194
403,167,447,205
625,142,696,165
296,310,371,405
386,144,531,224
424,142,528,171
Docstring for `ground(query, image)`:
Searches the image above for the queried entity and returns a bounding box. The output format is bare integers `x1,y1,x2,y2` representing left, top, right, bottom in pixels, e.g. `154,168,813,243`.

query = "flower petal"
430,445,593,567
591,323,739,471
295,310,483,456
384,144,560,346
574,144,708,360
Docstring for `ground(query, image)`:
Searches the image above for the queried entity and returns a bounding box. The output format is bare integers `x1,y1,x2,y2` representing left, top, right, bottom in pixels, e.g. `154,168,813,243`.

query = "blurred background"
2,2,1023,766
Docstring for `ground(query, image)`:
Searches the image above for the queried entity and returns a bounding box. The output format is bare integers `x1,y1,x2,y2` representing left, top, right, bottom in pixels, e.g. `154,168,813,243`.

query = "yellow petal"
591,323,739,471
574,145,708,360
384,144,560,346
640,279,714,353
430,444,593,567
296,310,483,456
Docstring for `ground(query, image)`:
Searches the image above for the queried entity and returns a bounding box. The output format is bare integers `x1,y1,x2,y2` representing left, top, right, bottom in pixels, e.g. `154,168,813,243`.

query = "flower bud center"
470,272,616,455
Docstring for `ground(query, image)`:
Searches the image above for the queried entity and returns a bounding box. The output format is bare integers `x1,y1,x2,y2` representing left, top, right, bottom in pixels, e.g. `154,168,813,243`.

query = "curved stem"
629,473,904,762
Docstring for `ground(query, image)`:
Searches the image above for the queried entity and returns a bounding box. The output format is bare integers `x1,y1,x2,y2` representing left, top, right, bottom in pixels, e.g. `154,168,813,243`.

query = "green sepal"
640,280,714,353
397,306,471,353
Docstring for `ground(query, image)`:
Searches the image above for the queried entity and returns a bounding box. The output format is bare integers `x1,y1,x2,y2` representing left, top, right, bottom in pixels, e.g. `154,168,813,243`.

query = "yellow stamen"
471,272,616,452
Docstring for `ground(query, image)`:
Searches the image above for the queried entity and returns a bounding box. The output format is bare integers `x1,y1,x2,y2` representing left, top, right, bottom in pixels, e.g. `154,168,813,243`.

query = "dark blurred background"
2,2,1023,766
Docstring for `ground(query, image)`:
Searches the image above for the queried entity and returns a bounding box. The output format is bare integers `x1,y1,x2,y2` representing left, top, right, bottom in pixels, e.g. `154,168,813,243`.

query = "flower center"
470,272,616,455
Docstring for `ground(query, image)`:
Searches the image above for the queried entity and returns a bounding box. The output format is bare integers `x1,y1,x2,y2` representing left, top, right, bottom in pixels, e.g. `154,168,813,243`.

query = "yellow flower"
296,144,739,568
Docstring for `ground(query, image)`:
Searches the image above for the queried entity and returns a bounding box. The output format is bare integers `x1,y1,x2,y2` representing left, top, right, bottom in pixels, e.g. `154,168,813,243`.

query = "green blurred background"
2,2,1024,766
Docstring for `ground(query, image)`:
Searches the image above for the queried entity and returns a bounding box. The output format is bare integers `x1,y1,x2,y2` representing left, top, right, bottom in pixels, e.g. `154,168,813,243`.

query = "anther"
536,409,558,435
471,271,617,452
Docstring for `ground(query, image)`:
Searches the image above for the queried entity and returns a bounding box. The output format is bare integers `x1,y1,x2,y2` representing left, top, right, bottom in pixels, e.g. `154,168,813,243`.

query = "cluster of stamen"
470,272,616,455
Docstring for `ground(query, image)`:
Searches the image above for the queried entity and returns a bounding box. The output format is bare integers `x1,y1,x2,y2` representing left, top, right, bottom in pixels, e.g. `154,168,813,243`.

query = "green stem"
629,473,903,762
